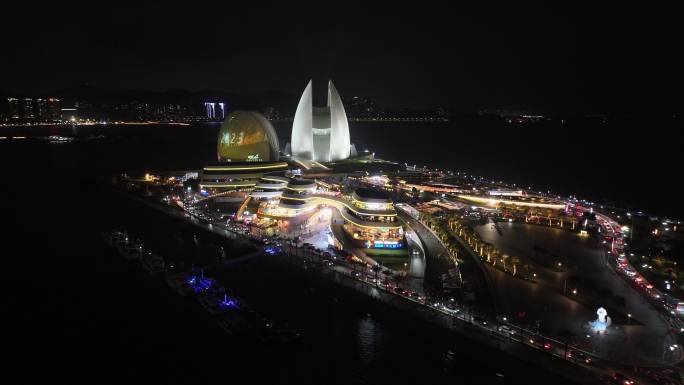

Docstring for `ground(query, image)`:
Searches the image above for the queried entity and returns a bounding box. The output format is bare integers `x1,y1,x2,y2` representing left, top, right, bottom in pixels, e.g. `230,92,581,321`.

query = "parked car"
612,372,634,385
568,351,592,364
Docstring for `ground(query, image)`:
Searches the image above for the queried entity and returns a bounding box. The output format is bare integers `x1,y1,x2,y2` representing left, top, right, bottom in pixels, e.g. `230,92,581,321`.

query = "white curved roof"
328,81,351,160
290,80,350,162
291,80,314,159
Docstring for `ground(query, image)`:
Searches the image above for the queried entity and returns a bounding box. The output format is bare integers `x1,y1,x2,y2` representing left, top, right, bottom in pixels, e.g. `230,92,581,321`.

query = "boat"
254,317,301,344
198,293,240,315
217,312,252,336
177,270,219,296
100,231,126,248
108,230,143,260
165,271,191,289
119,241,143,260
47,135,74,143
141,252,166,275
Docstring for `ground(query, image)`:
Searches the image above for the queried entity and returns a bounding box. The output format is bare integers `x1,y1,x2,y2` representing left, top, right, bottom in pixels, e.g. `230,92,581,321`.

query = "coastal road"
398,211,496,314
398,211,453,286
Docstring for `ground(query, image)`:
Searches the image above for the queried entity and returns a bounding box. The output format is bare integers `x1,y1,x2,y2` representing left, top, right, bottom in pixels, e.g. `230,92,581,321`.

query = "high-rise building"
22,97,34,118
263,107,282,120
347,96,378,118
204,102,225,120
35,98,48,120
61,108,78,122
47,98,61,121
205,102,216,119
290,80,351,162
216,102,226,120
7,98,20,119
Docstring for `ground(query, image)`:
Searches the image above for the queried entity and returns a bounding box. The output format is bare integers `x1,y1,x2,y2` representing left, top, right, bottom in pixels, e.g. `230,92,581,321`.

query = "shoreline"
115,183,607,385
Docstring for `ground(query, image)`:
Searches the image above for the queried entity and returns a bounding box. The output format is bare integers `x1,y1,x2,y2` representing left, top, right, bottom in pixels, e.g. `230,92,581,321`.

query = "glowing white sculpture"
597,307,608,323
590,307,612,333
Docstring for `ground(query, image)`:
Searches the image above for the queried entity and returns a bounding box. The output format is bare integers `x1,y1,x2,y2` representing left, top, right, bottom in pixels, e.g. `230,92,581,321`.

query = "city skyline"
0,84,451,123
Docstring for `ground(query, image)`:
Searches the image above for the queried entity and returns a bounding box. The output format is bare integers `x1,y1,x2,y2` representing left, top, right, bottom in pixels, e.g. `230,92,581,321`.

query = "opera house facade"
200,111,287,191
290,80,351,162
217,110,280,163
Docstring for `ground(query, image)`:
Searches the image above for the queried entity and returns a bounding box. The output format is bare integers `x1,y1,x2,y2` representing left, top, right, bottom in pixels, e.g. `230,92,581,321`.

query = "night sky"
2,2,681,114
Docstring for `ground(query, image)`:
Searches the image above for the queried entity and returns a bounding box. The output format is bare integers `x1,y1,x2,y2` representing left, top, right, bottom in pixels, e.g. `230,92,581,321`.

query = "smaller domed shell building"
200,111,288,192
217,111,280,162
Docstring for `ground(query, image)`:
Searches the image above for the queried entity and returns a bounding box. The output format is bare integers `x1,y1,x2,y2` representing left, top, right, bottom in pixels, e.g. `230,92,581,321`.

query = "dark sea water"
2,118,678,384
338,116,681,219
2,115,680,216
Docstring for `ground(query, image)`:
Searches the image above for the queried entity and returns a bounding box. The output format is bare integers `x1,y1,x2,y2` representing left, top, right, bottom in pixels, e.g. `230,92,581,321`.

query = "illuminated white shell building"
290,80,351,162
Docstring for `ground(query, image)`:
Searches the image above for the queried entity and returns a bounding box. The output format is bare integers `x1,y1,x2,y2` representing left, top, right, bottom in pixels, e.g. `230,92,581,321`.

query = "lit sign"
221,131,245,146
373,240,402,249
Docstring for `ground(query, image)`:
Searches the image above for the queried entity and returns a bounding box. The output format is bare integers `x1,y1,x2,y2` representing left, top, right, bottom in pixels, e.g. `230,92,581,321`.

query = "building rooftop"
354,188,391,202
287,178,316,186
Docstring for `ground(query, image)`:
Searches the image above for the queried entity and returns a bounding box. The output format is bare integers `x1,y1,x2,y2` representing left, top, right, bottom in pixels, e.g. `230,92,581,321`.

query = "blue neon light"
220,294,240,310
373,241,402,249
187,274,214,293
264,246,281,255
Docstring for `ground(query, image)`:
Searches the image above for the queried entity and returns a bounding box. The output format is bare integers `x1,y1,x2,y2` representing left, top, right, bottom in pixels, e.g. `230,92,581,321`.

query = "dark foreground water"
2,118,675,384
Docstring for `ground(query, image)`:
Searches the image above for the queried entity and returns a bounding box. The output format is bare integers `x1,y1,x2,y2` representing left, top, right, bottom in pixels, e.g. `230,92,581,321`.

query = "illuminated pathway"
403,227,426,279
397,211,452,284
398,211,497,314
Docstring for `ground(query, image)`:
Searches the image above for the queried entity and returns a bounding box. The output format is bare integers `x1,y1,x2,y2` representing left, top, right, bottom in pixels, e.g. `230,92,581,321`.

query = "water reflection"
357,314,384,365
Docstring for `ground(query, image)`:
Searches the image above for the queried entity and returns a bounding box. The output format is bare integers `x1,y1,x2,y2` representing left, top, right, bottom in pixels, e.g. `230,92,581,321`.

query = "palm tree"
501,254,510,271
558,329,575,359
511,256,521,275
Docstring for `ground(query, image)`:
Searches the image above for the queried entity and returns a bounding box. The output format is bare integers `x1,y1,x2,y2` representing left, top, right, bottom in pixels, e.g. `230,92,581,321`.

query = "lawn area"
367,251,409,270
